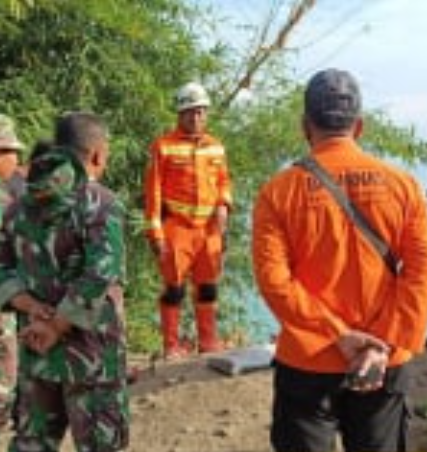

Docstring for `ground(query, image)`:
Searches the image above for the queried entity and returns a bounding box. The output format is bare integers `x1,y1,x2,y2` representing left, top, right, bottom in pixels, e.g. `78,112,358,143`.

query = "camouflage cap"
0,114,24,151
304,68,362,131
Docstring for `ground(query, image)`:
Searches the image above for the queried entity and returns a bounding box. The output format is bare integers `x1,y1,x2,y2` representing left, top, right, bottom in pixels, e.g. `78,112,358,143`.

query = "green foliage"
363,111,427,163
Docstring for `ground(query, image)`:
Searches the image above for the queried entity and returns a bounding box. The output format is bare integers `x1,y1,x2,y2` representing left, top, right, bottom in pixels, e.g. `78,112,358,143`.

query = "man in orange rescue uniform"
144,82,232,359
252,68,427,452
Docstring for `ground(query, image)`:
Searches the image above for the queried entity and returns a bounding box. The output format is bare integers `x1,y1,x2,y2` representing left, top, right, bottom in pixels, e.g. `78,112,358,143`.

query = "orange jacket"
252,137,427,372
144,128,232,241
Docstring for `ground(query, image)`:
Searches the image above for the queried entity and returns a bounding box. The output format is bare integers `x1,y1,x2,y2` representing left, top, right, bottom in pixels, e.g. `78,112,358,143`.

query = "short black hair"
304,68,361,131
54,111,108,157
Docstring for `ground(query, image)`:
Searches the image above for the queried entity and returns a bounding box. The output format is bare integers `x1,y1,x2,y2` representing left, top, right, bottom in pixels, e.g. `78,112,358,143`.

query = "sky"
289,0,427,137
202,0,427,186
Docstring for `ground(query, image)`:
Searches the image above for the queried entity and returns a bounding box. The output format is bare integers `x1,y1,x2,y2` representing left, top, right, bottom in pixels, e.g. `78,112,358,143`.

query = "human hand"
343,346,389,392
11,293,54,321
215,205,229,235
28,304,55,322
19,320,61,354
149,239,168,259
19,314,71,354
337,329,390,363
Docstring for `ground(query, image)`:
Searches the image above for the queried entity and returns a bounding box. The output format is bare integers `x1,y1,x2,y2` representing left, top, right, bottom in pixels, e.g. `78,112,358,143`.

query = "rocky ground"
2,352,427,451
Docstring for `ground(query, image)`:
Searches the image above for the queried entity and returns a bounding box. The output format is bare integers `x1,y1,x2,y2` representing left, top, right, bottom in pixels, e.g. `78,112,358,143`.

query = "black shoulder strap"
294,156,403,276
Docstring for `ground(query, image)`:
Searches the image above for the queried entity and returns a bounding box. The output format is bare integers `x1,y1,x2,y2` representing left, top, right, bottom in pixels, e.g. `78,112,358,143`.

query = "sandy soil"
2,352,427,452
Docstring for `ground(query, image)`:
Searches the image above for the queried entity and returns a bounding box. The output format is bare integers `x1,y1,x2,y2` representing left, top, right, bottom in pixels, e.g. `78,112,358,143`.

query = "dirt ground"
2,352,427,452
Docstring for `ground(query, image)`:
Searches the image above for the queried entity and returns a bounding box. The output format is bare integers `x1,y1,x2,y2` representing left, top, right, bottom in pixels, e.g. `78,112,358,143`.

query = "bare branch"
219,0,316,110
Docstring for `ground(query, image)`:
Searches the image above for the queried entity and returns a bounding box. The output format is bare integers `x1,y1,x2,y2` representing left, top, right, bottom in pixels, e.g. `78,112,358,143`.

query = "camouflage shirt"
0,149,126,384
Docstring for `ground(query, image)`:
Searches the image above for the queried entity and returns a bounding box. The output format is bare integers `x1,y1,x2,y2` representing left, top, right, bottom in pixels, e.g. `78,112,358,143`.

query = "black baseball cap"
304,68,361,131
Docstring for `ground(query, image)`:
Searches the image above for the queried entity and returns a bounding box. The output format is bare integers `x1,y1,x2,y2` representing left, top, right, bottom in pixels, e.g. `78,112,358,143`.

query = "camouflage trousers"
0,313,17,428
8,376,130,452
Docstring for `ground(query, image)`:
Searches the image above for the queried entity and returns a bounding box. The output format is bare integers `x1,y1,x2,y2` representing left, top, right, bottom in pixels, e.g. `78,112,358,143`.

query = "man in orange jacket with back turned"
144,82,232,359
252,68,427,452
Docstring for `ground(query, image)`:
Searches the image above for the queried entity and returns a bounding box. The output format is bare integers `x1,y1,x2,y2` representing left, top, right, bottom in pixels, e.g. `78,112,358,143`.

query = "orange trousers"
159,216,224,287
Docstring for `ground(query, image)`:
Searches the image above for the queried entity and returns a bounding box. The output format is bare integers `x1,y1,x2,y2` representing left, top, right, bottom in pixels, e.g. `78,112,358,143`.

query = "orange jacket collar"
311,136,360,156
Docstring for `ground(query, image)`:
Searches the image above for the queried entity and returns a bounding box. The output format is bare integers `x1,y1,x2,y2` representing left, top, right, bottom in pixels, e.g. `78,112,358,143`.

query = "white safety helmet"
0,114,24,150
175,82,211,112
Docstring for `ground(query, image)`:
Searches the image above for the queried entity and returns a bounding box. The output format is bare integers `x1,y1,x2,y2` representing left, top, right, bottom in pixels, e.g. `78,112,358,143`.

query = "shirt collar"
311,136,361,156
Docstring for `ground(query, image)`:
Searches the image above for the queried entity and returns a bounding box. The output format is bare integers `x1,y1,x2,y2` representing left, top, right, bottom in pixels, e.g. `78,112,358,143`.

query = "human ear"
353,117,363,139
91,148,101,167
302,115,312,143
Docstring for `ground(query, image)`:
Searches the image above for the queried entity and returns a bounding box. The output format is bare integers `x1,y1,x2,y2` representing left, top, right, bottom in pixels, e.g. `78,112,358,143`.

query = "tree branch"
219,0,316,110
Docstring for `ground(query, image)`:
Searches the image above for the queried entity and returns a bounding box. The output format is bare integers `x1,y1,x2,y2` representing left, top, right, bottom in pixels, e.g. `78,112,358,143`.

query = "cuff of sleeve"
0,279,27,311
371,321,424,354
218,199,232,211
56,298,102,331
324,313,349,339
146,229,165,242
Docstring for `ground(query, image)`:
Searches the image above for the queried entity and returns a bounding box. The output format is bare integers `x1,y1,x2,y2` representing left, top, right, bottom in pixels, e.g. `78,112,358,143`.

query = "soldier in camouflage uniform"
0,112,129,452
0,114,25,429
